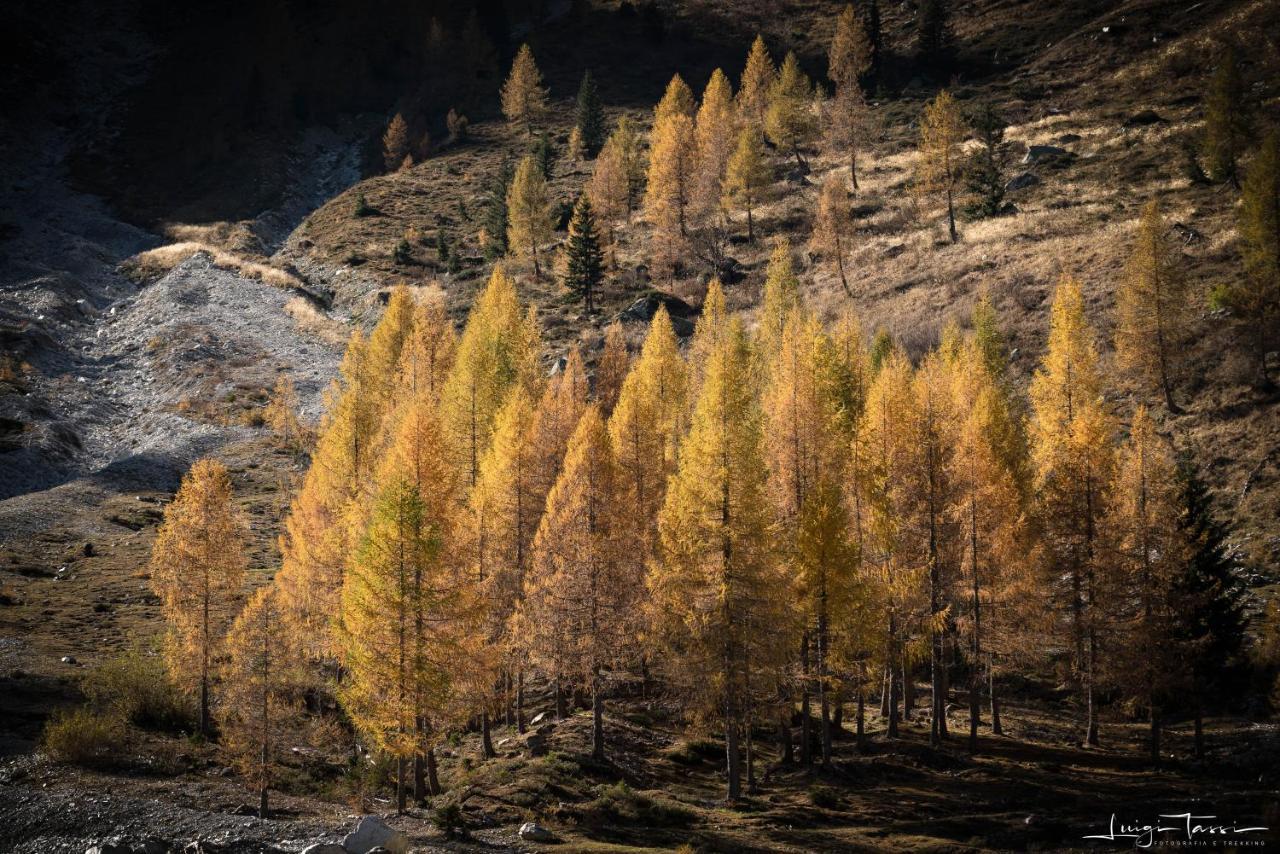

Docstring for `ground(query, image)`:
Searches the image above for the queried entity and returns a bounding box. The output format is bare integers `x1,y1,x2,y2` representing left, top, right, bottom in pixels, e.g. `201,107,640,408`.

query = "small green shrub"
809,784,840,809
664,737,721,766
583,781,694,827
432,802,468,838
81,651,191,732
353,193,373,218
1207,282,1237,312
42,708,123,767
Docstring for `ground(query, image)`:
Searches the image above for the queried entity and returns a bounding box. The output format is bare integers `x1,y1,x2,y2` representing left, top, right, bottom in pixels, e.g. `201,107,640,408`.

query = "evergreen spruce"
565,195,604,312
575,70,607,158
963,102,1009,219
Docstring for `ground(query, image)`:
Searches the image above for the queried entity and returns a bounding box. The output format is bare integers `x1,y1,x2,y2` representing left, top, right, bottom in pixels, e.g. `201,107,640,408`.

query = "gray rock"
61,655,78,665
341,816,407,854
85,839,130,854
518,822,556,842
1124,109,1165,127
1005,172,1040,191
529,711,551,726
1022,145,1068,164
300,843,346,854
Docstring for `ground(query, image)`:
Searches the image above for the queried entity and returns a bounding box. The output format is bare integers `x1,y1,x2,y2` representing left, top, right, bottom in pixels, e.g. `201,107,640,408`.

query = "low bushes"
42,707,123,767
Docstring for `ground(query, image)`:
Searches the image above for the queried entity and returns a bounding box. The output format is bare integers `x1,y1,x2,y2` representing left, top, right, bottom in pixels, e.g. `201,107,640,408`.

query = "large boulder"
1022,145,1069,164
341,816,407,854
519,822,556,842
1005,172,1040,191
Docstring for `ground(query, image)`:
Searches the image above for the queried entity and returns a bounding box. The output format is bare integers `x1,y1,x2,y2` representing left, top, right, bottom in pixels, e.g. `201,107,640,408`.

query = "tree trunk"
880,667,890,718
888,664,900,738
396,755,406,814
903,663,915,720
746,204,754,242
259,785,268,820
856,684,866,751
517,670,526,734
592,672,605,761
1085,629,1100,746
414,745,426,802
200,675,209,738
946,183,957,242
800,633,812,766
481,710,496,759
555,678,567,720
426,746,441,796
725,714,742,801
746,716,756,792
989,656,1003,736
777,713,793,765
850,149,859,191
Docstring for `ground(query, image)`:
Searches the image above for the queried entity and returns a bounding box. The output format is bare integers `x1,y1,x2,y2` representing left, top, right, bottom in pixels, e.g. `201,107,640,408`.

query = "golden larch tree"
218,585,298,818
264,373,305,453
644,113,698,268
507,154,554,281
811,173,854,296
757,239,802,368
738,35,777,130
609,306,689,581
722,127,772,242
1237,131,1279,386
339,467,466,813
824,78,873,191
1107,406,1189,764
765,51,819,169
524,407,632,759
1114,201,1193,412
149,458,246,735
649,317,787,801
654,73,696,124
501,43,548,137
595,320,630,416
440,265,542,490
917,89,965,242
383,112,410,172
1029,275,1115,746
828,4,873,90
694,68,739,221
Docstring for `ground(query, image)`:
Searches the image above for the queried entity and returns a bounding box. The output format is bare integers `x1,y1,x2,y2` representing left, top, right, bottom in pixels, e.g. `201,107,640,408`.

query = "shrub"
1207,282,1237,313
664,737,722,766
583,781,694,827
809,784,841,809
82,650,192,732
42,708,123,767
432,802,468,838
353,193,373,218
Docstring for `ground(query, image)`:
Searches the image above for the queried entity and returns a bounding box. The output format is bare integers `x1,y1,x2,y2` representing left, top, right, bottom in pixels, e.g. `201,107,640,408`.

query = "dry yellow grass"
283,297,349,346
124,242,302,291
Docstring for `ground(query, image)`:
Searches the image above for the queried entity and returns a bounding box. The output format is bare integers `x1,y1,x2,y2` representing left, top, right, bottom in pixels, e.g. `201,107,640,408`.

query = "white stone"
341,816,407,854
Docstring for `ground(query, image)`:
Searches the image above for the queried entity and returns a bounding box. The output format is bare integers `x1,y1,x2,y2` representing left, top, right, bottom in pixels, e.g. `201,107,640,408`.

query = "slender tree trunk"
880,666,890,718
259,785,268,820
777,712,794,764
946,182,957,242
426,747,441,796
903,663,915,720
413,720,426,802
850,149,859,191
856,683,866,751
746,715,757,792
746,204,754,242
396,755,406,814
726,712,742,801
819,605,831,766
989,654,1003,735
517,670,526,734
800,633,812,766
555,679,567,720
503,671,512,727
592,671,604,761
1085,630,1100,747
888,664,900,738
481,710,495,758
200,676,209,738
